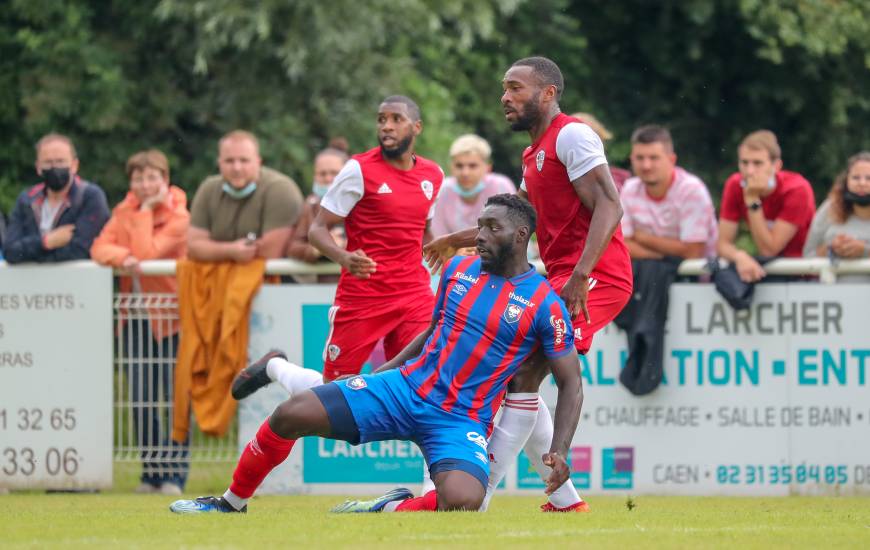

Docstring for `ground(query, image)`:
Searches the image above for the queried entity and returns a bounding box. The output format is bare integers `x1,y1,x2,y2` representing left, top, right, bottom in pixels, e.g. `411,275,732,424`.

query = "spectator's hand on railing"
43,224,75,250
229,238,258,263
831,234,866,259
735,252,766,283
340,249,377,279
119,255,141,276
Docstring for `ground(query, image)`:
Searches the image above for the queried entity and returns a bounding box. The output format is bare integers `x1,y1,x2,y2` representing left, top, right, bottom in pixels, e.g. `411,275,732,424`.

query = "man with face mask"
285,143,349,264
187,130,303,263
5,133,110,264
717,130,815,282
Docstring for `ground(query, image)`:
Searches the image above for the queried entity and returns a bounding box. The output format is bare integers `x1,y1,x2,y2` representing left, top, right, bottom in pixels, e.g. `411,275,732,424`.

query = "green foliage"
0,0,867,218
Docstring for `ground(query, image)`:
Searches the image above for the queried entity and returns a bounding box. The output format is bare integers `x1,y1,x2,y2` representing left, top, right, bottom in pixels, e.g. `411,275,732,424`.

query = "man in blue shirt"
169,194,584,514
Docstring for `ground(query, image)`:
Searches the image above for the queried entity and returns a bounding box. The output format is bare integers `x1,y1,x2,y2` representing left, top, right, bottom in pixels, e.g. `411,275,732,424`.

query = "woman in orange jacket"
91,149,190,495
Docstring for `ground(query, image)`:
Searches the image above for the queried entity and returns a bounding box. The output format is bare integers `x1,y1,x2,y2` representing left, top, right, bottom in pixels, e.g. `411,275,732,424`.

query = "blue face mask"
312,182,331,199
222,181,257,199
453,180,485,199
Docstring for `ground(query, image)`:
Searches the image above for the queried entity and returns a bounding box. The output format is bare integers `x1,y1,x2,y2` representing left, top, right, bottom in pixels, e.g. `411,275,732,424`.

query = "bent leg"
433,469,486,511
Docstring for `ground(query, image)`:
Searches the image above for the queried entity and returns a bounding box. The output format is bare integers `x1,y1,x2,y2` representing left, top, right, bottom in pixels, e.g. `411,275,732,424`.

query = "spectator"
5,133,109,263
804,151,870,280
571,112,631,191
430,134,515,238
621,125,717,259
286,144,349,263
91,149,191,495
717,130,815,282
187,130,303,262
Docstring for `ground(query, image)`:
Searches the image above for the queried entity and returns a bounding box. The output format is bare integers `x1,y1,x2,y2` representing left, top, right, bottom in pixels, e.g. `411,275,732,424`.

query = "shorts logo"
535,149,545,171
503,303,524,324
550,315,567,345
421,180,434,200
327,344,341,362
451,283,467,296
475,451,488,464
347,376,367,390
574,327,582,340
466,431,487,450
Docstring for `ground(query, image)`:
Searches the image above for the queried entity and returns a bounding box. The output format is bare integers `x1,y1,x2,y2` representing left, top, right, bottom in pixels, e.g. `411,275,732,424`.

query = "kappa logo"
377,182,393,194
420,179,434,200
550,315,567,345
475,451,488,464
503,303,524,324
451,283,467,296
466,431,487,450
536,149,545,171
327,344,341,361
347,376,367,390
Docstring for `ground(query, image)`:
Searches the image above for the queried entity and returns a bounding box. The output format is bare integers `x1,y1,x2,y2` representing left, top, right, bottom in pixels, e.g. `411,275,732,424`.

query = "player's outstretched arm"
543,351,584,495
372,318,437,374
423,227,478,274
309,208,377,279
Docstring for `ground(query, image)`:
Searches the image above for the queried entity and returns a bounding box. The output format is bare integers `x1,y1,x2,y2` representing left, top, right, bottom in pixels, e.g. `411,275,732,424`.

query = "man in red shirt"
232,96,443,399
425,57,631,512
717,130,815,282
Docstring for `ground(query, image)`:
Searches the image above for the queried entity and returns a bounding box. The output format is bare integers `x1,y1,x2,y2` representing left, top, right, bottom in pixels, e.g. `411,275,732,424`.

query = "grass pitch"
2,494,869,549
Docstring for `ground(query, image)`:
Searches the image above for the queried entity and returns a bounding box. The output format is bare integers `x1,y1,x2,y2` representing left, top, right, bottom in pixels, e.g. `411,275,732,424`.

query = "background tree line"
1,0,868,213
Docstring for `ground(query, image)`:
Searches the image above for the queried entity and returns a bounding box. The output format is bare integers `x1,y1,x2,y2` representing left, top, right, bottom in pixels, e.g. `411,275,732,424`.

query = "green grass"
2,494,869,549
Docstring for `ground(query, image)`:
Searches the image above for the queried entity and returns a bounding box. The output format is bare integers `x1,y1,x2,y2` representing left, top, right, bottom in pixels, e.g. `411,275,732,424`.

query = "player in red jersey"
230,96,444,402
425,57,632,512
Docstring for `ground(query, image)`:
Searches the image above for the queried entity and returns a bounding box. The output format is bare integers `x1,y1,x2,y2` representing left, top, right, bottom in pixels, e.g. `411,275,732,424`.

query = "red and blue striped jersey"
400,255,575,427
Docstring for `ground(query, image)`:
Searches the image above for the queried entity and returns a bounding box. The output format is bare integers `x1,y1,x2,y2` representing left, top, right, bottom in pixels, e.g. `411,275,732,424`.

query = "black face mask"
844,190,870,207
42,167,71,191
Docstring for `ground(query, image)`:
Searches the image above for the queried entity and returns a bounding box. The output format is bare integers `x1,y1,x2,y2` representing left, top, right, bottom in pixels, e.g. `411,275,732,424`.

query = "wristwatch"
747,200,762,211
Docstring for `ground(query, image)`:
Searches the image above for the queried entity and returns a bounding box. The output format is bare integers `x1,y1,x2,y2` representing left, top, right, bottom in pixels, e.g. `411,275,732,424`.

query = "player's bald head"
511,57,564,100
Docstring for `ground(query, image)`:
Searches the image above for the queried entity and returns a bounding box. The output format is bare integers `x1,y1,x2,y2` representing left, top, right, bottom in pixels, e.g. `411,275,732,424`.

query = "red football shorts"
548,273,631,355
321,294,434,380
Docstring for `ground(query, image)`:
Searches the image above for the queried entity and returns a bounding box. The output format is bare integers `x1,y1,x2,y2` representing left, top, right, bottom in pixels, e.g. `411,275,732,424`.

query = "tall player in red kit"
425,57,632,512
230,96,443,401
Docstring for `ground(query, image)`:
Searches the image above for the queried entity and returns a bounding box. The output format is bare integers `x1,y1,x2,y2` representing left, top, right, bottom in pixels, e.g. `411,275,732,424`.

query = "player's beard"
380,134,413,159
480,242,513,275
509,92,542,131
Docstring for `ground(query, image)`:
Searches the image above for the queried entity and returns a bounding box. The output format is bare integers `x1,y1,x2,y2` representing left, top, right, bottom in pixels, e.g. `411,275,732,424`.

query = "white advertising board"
0,262,113,489
244,282,870,496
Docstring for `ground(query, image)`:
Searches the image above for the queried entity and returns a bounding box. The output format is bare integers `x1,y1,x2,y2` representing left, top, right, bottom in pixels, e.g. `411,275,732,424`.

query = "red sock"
229,419,296,498
395,489,438,512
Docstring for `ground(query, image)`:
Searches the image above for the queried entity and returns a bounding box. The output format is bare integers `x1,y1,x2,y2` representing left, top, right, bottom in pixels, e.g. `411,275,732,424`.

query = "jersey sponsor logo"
327,344,341,362
467,431,487,450
550,315,567,345
377,182,393,194
347,376,367,390
451,283,467,296
455,272,479,285
508,291,535,308
536,149,545,171
475,451,488,464
420,179,434,200
503,303,524,324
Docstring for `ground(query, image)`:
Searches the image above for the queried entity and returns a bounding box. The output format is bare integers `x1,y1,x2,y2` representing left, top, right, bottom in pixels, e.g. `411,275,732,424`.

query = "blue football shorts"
311,369,489,488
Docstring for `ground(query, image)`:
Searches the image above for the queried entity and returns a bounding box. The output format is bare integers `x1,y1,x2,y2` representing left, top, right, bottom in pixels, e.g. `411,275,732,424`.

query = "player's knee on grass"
268,390,331,440
434,470,485,511
508,350,551,393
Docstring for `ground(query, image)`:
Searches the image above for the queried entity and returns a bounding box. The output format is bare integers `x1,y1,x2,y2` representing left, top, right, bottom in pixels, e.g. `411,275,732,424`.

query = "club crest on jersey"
550,315,567,345
327,344,341,361
503,303,524,324
347,376,367,390
420,179,434,200
535,149,545,171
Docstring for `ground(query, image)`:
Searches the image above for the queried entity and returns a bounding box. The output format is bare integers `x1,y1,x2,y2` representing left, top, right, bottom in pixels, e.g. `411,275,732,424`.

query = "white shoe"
160,482,183,496
135,482,160,494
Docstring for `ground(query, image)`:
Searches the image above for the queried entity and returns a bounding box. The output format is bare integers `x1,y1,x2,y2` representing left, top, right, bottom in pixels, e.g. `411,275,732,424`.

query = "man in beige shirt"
188,130,303,262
